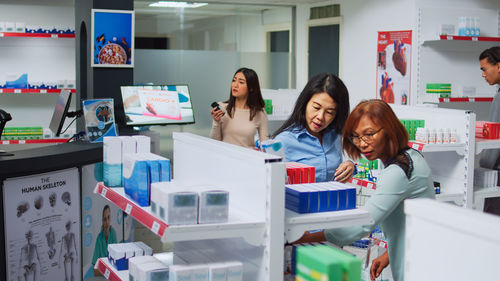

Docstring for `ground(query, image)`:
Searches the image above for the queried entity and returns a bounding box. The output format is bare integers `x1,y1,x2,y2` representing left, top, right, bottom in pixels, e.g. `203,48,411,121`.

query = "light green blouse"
324,149,435,281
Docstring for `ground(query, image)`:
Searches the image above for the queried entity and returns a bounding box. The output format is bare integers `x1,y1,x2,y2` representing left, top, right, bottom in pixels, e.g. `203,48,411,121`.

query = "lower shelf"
95,183,266,245
436,191,463,205
285,208,373,242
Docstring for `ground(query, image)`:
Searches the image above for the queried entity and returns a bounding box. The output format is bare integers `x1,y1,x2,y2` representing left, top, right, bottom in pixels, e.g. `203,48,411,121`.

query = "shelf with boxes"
98,132,374,281
439,97,494,103
285,208,372,243
416,6,500,104
0,88,76,94
392,105,475,207
0,32,75,38
95,183,266,245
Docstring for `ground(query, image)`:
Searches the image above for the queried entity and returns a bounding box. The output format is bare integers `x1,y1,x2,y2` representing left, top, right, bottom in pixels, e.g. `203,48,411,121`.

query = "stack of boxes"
108,241,153,271
475,121,500,139
399,119,425,141
1,126,43,140
295,244,361,281
103,136,171,207
150,182,229,225
285,182,356,214
264,99,273,114
353,159,379,183
286,162,316,184
426,83,451,98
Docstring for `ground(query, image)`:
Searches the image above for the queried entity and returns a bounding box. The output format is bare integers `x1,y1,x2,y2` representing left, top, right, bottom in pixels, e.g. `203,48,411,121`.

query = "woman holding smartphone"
209,67,269,148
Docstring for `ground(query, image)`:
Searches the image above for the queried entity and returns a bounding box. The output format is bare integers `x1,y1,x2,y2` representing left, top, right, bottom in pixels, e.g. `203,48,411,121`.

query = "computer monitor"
49,89,72,137
120,85,195,126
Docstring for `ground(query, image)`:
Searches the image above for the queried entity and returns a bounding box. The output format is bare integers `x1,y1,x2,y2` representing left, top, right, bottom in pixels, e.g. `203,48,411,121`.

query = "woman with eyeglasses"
273,73,355,183
292,99,435,281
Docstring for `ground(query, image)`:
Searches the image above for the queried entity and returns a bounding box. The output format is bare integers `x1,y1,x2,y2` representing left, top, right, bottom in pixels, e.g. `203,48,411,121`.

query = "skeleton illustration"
58,221,78,281
18,230,41,281
45,227,56,259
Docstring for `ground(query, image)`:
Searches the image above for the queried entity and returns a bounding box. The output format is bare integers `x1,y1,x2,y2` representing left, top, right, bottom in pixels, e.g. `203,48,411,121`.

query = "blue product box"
285,186,309,213
346,187,356,209
108,243,134,270
123,154,150,206
309,184,328,212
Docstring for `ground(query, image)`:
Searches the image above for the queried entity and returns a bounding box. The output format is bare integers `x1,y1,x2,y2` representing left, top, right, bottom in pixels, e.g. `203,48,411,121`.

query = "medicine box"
199,190,229,224
103,137,123,187
132,135,151,153
108,243,134,270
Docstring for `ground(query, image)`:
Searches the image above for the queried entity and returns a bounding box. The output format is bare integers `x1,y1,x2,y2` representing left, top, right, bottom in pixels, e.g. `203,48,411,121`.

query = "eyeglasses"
349,128,383,145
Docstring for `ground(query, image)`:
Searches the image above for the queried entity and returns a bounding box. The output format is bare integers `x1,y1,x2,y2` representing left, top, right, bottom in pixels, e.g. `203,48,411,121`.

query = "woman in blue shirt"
273,73,355,182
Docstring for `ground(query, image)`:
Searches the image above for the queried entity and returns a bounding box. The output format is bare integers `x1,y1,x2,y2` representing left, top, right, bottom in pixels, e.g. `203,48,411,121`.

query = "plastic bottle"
443,128,451,144
450,129,458,143
436,128,443,144
429,129,437,144
465,16,472,36
423,128,430,144
458,16,466,36
474,17,480,36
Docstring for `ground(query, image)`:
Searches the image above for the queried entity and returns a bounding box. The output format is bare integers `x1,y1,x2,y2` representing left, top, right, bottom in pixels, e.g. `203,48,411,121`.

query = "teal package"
103,163,122,187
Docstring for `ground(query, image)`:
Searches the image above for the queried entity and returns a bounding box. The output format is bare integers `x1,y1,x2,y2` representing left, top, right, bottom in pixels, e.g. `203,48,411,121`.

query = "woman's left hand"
334,161,355,183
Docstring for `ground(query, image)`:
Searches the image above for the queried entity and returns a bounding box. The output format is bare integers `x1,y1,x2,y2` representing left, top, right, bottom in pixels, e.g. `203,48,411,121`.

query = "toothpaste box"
209,263,227,281
225,261,243,281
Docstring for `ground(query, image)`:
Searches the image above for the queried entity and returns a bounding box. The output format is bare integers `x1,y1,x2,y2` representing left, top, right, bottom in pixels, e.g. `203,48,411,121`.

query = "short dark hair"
479,46,500,65
273,73,350,137
342,99,408,160
225,67,265,121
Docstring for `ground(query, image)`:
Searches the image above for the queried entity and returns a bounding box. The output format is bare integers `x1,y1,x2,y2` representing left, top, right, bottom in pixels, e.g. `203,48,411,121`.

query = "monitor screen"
49,89,72,136
120,85,195,126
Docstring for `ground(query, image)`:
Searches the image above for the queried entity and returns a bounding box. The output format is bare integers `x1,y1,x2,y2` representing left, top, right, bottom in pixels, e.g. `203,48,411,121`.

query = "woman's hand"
370,251,389,281
334,160,355,182
210,107,224,122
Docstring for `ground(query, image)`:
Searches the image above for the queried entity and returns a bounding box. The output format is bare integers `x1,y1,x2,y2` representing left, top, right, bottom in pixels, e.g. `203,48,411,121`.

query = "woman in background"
273,73,354,182
210,67,269,148
293,99,435,281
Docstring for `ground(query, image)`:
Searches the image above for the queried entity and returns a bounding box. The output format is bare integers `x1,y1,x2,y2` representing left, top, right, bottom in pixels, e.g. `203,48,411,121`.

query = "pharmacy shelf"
0,138,68,145
267,114,290,121
285,208,373,242
95,183,266,245
439,97,493,103
96,258,128,281
0,88,76,94
408,142,466,155
422,35,500,44
474,186,500,198
475,139,500,154
348,178,376,190
436,191,463,205
0,32,75,38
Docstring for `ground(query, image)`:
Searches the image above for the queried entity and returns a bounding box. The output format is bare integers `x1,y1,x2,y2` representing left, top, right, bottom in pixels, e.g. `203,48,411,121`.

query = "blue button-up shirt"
275,126,342,182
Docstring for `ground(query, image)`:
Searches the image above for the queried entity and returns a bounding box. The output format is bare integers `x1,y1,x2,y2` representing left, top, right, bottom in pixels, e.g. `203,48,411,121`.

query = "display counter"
0,141,102,281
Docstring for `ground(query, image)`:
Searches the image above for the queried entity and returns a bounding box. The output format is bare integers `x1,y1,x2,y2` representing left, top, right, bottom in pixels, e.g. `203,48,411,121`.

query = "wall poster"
3,168,80,281
91,9,134,68
376,30,412,105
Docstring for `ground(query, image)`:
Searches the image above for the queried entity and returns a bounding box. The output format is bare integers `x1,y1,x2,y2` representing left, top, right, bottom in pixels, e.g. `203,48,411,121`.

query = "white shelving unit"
95,132,373,281
404,198,500,281
392,105,475,207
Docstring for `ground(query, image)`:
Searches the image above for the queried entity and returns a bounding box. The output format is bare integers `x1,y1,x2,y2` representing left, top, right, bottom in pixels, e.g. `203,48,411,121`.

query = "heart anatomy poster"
376,30,412,105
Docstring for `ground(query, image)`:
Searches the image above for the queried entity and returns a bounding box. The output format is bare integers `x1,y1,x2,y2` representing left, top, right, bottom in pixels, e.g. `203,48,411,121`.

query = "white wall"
294,0,499,107
294,0,417,107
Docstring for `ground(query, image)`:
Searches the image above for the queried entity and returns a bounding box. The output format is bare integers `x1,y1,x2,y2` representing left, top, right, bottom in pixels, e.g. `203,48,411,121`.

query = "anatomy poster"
376,30,412,105
3,168,81,281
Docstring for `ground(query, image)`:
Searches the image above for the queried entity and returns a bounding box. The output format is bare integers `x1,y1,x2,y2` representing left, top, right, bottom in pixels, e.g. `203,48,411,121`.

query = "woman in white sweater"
209,67,269,148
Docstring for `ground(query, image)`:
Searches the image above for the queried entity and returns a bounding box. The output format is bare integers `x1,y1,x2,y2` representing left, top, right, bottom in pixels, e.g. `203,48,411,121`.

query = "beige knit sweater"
209,103,269,148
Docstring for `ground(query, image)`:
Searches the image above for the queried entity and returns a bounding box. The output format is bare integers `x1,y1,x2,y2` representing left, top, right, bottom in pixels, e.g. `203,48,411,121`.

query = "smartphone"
211,102,225,115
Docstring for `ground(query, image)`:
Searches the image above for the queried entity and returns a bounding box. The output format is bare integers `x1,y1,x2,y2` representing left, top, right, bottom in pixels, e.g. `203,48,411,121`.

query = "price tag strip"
94,183,169,239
